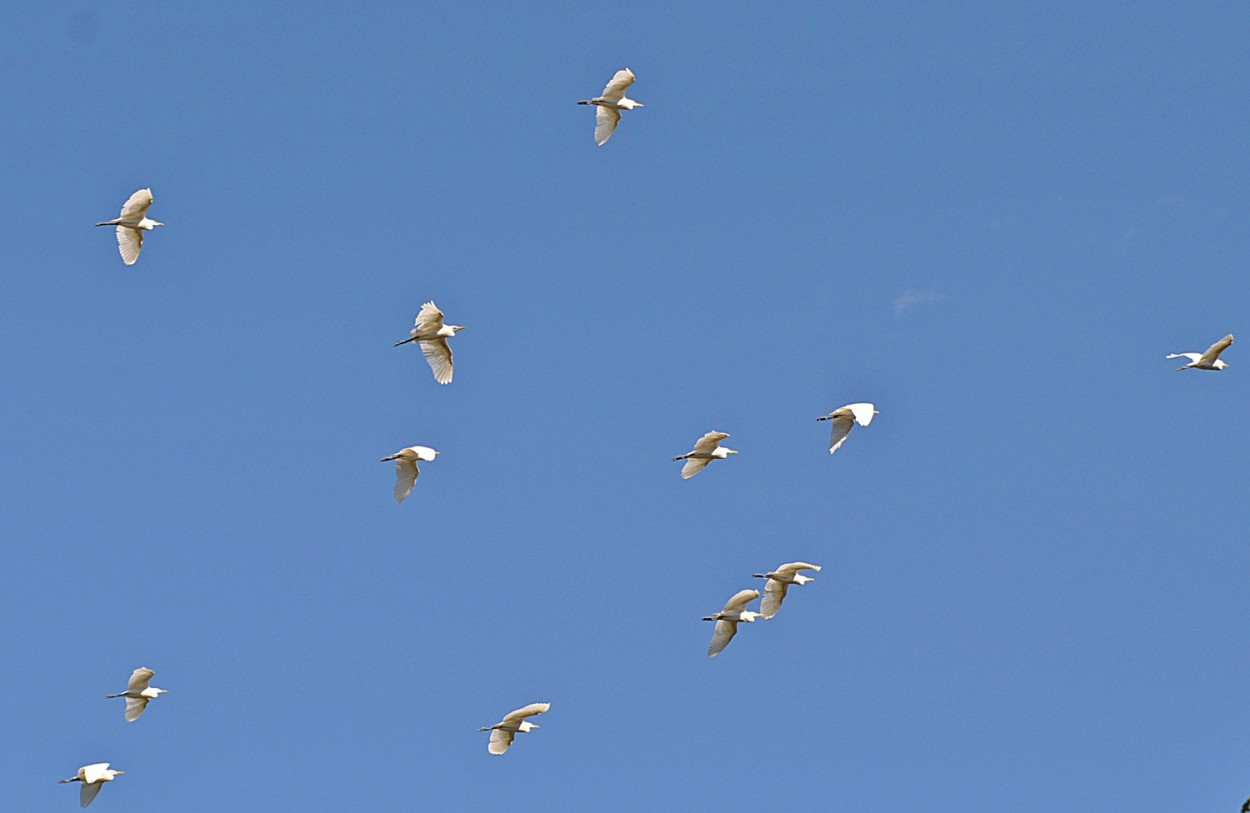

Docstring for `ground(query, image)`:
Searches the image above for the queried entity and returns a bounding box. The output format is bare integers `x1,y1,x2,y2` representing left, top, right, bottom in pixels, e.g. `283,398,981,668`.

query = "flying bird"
673,431,738,479
577,68,644,146
96,188,163,265
395,301,465,384
479,702,551,755
702,588,762,657
817,402,878,455
380,446,440,502
753,562,822,619
1167,333,1233,370
106,667,167,722
59,764,123,808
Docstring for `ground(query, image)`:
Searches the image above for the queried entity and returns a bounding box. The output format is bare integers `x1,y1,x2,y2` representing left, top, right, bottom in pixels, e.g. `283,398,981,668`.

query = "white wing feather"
692,432,729,453
124,696,149,722
594,106,621,146
501,702,551,723
1165,353,1201,362
415,301,445,332
127,668,155,692
1199,334,1234,365
723,588,760,613
826,414,855,454
116,226,143,265
420,339,454,384
680,457,711,479
488,727,514,754
760,579,789,619
80,781,104,808
80,765,111,784
393,458,419,502
118,189,153,220
845,402,877,427
708,619,737,657
600,68,636,101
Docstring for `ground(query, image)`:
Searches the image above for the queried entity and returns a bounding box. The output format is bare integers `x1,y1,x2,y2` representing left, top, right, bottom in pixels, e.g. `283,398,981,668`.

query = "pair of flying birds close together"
704,562,824,657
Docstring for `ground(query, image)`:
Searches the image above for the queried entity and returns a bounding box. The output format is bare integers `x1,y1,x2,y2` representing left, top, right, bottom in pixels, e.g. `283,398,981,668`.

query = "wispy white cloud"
894,288,941,316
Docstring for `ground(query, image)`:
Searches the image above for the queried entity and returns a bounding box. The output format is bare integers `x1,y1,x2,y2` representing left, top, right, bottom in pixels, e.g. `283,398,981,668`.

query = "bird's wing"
600,68,636,101
760,578,789,619
393,458,418,502
127,667,155,691
845,402,877,427
1165,353,1200,362
1241,796,1250,813
723,588,760,613
594,106,621,146
124,696,150,722
119,188,153,220
826,414,855,454
1199,334,1234,365
420,339,454,384
116,226,143,265
416,300,445,332
692,432,729,453
708,619,737,657
502,702,551,723
81,765,110,783
80,781,104,808
488,727,515,754
775,562,821,577
680,457,711,479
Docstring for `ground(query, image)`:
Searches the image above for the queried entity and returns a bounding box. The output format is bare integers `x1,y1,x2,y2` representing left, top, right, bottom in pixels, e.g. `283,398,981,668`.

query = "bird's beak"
635,103,645,108
153,221,165,227
530,724,539,729
114,771,125,776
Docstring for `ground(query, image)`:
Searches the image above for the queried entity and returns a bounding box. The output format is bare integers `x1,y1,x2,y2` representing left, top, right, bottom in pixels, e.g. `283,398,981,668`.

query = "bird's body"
577,68,643,146
702,588,762,657
395,301,465,384
673,431,738,479
95,188,163,265
59,763,123,808
753,562,822,619
479,702,551,754
380,445,440,502
1167,333,1233,370
817,402,878,455
106,667,167,722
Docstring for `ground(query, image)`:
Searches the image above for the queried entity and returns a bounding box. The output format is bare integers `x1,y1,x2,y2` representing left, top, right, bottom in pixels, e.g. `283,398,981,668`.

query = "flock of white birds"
71,66,1237,803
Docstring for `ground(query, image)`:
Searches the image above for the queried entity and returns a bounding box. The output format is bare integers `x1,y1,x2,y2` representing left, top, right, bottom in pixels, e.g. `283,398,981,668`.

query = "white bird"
702,588,762,657
395,301,466,385
95,188,163,265
753,562,822,619
817,402,878,455
1167,333,1233,371
673,431,738,479
59,763,123,808
106,667,167,722
380,446,440,502
479,702,551,755
577,68,644,146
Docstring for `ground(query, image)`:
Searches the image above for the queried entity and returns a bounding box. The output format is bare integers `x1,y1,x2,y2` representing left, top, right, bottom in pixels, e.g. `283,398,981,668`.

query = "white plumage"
106,667,167,722
1167,333,1233,371
702,588,762,657
395,301,465,384
753,562,822,619
817,402,878,455
673,431,738,479
380,446,440,502
95,188,163,265
479,702,551,755
577,68,644,146
59,763,123,808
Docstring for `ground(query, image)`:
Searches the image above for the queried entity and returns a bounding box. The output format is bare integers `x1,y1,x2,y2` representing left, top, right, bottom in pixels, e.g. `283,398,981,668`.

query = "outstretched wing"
421,338,454,384
600,68,636,101
594,106,621,146
826,413,855,454
1199,333,1233,365
119,188,153,220
127,667,155,692
775,562,821,578
760,578,789,619
393,458,419,502
80,764,111,784
723,588,760,614
116,226,143,265
80,781,104,808
1165,353,1201,362
708,619,737,657
415,301,445,333
845,402,877,427
124,696,150,722
488,727,515,754
502,702,551,723
680,457,711,479
692,432,729,454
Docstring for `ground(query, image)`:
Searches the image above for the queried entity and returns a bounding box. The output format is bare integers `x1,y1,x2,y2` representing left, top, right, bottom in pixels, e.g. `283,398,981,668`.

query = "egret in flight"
106,667,167,722
577,68,643,146
1167,333,1233,370
702,588,762,657
817,402,878,455
673,431,738,479
96,188,163,265
395,301,465,384
59,764,123,808
380,446,440,502
753,562,822,619
480,702,551,754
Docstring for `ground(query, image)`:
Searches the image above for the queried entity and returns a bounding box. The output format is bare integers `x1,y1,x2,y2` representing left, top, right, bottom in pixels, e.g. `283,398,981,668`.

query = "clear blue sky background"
2,3,1247,810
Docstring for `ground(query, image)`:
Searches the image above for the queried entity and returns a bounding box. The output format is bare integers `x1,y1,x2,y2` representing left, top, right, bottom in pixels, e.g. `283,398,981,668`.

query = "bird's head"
741,612,761,623
520,721,539,732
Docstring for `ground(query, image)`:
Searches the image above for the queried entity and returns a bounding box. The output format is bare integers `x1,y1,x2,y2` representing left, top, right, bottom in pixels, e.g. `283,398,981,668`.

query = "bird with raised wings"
702,588,762,657
106,667,167,722
380,446,439,503
673,431,738,479
95,188,163,265
479,702,551,755
59,763,123,808
753,562,822,619
817,402,878,455
1167,333,1233,371
395,301,465,384
577,68,644,146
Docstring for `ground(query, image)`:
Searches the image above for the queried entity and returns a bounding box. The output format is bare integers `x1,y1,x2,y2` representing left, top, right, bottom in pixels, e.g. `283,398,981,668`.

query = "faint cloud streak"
894,288,941,316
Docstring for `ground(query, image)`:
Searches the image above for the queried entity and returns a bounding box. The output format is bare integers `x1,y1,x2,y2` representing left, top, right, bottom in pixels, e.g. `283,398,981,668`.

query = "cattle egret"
673,431,738,479
753,562,822,619
95,188,163,265
817,402,878,455
380,446,439,502
479,702,551,755
395,301,465,384
106,667,167,722
702,588,762,657
577,68,644,146
59,763,123,808
1167,333,1233,370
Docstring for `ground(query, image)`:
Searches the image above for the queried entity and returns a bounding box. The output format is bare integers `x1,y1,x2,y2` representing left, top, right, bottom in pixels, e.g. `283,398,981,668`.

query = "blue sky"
2,2,1248,810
